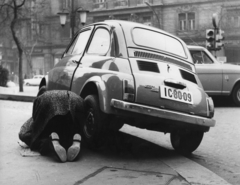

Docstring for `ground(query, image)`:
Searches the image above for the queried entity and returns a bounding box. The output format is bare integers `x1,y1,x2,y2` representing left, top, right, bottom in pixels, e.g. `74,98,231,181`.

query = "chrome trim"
111,99,216,127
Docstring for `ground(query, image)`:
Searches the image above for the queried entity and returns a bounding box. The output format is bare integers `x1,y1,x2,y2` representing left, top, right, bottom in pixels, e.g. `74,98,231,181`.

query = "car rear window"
132,28,186,58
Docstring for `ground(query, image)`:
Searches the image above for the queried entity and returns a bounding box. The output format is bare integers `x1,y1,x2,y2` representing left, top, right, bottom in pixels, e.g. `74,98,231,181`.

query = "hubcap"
84,109,95,138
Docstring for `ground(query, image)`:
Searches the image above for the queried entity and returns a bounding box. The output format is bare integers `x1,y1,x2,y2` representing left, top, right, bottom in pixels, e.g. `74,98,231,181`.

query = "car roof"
87,20,184,43
187,45,205,50
82,20,192,62
109,20,184,41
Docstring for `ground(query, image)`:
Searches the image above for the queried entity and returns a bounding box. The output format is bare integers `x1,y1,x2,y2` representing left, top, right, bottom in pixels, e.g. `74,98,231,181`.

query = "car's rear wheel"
232,83,240,106
170,130,204,154
82,95,108,149
26,82,30,86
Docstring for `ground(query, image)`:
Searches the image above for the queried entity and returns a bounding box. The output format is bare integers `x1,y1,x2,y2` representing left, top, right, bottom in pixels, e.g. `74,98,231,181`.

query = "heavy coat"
19,90,85,151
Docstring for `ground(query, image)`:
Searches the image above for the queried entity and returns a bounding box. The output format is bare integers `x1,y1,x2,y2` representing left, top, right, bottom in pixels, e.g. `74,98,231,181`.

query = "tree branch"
0,3,14,10
16,0,26,8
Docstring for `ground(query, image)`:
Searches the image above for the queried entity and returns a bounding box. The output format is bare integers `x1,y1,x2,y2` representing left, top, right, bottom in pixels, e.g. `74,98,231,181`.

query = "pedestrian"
19,87,85,162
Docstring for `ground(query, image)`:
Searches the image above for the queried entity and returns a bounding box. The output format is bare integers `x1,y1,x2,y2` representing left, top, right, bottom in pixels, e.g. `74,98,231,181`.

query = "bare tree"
0,0,26,92
20,0,49,78
0,0,49,91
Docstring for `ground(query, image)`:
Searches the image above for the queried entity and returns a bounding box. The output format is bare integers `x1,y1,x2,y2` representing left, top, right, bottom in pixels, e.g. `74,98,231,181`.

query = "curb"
0,94,35,102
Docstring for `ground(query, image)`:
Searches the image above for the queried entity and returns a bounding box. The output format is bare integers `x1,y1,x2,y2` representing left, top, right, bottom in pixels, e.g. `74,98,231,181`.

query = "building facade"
1,0,240,80
90,0,240,63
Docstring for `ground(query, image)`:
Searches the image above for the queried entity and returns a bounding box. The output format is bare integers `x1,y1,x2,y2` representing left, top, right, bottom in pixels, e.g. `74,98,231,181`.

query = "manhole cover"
75,167,190,185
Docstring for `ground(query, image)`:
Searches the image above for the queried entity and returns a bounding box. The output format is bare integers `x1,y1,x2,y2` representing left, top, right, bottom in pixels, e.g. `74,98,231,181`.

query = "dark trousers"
37,113,77,155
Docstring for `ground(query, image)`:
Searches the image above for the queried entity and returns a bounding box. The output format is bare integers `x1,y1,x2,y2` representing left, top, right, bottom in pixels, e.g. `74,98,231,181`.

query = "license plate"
160,85,193,104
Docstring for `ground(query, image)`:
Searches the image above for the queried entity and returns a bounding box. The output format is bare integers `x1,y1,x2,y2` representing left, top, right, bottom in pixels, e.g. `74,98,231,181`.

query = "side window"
87,28,110,55
66,29,92,56
191,51,204,64
202,52,213,64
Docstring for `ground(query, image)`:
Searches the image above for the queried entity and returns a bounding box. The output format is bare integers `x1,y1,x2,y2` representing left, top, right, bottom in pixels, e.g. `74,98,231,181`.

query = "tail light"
207,97,214,118
123,79,135,102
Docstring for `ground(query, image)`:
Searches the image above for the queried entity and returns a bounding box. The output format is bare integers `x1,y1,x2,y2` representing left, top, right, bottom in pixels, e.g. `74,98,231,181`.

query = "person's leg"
38,113,81,162
63,113,82,161
38,116,67,162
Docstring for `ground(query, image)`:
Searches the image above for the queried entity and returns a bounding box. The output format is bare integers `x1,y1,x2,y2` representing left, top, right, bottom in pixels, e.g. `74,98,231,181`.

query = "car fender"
231,79,240,94
39,75,48,90
79,76,109,113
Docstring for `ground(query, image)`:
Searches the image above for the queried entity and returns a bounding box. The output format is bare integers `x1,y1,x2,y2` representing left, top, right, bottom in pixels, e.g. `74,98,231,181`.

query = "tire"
170,130,204,154
26,83,30,86
82,95,108,149
232,83,240,106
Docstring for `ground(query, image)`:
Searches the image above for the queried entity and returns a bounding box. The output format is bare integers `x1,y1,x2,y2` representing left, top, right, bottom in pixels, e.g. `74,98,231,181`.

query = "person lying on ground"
19,87,85,162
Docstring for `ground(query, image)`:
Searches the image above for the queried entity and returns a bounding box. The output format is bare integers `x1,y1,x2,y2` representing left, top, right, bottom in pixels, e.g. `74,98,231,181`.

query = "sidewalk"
0,86,37,102
0,101,190,185
0,86,232,185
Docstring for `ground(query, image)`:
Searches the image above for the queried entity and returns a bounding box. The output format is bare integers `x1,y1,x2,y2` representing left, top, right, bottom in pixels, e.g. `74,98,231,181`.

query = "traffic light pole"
214,28,217,58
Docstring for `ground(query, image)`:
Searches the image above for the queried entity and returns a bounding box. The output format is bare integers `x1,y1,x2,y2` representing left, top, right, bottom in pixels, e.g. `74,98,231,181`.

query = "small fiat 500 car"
39,20,215,154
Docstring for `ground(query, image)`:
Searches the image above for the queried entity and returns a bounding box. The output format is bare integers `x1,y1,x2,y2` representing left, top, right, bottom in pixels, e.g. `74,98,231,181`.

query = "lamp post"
145,2,162,29
57,1,89,39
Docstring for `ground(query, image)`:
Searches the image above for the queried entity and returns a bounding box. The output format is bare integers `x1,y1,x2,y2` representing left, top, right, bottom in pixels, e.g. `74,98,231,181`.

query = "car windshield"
132,28,186,58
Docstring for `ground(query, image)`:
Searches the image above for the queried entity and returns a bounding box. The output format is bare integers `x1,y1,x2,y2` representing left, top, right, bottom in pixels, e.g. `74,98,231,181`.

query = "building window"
93,0,106,9
230,16,240,27
114,0,128,8
62,0,70,9
143,16,151,26
227,9,240,28
178,12,195,31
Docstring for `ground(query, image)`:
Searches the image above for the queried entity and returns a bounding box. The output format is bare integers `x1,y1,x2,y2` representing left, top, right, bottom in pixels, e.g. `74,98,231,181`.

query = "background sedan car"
188,45,240,106
24,75,44,86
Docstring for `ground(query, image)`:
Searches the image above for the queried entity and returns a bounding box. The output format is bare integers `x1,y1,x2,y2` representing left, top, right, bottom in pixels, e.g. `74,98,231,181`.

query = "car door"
192,50,223,95
72,25,126,100
49,26,94,90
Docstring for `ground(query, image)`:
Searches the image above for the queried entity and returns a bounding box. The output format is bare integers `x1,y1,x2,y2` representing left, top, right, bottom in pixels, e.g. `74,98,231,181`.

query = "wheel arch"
39,75,48,90
80,76,108,113
230,80,240,95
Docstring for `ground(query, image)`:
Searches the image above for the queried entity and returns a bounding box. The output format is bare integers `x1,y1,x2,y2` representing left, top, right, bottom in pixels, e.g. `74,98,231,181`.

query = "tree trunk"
10,1,24,92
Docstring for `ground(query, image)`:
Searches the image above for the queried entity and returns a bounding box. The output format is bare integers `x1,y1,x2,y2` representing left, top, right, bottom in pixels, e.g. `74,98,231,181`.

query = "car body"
24,75,44,86
188,45,240,106
39,20,215,153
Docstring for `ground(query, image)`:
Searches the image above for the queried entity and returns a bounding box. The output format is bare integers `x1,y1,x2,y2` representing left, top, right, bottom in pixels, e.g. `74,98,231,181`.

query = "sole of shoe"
67,134,81,161
51,133,67,162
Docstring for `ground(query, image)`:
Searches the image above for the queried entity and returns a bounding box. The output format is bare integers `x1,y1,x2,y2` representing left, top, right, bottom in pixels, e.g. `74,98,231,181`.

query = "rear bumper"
110,99,216,127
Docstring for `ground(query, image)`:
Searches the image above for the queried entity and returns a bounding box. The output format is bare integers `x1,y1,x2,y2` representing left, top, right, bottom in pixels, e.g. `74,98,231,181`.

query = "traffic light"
215,29,224,50
206,29,215,50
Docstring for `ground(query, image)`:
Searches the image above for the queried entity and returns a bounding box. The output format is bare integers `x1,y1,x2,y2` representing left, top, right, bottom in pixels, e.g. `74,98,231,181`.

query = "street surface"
0,96,239,185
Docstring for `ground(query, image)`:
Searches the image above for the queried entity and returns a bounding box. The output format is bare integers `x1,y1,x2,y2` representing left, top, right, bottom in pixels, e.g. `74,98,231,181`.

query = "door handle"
164,79,186,89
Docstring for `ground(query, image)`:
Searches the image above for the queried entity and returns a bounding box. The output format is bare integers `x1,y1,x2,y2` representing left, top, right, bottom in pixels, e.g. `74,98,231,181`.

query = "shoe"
67,134,81,161
50,132,67,162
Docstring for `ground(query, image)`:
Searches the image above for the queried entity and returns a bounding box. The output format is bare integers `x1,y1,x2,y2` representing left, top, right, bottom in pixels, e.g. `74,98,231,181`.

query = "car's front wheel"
82,95,108,149
232,83,240,106
170,130,204,154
